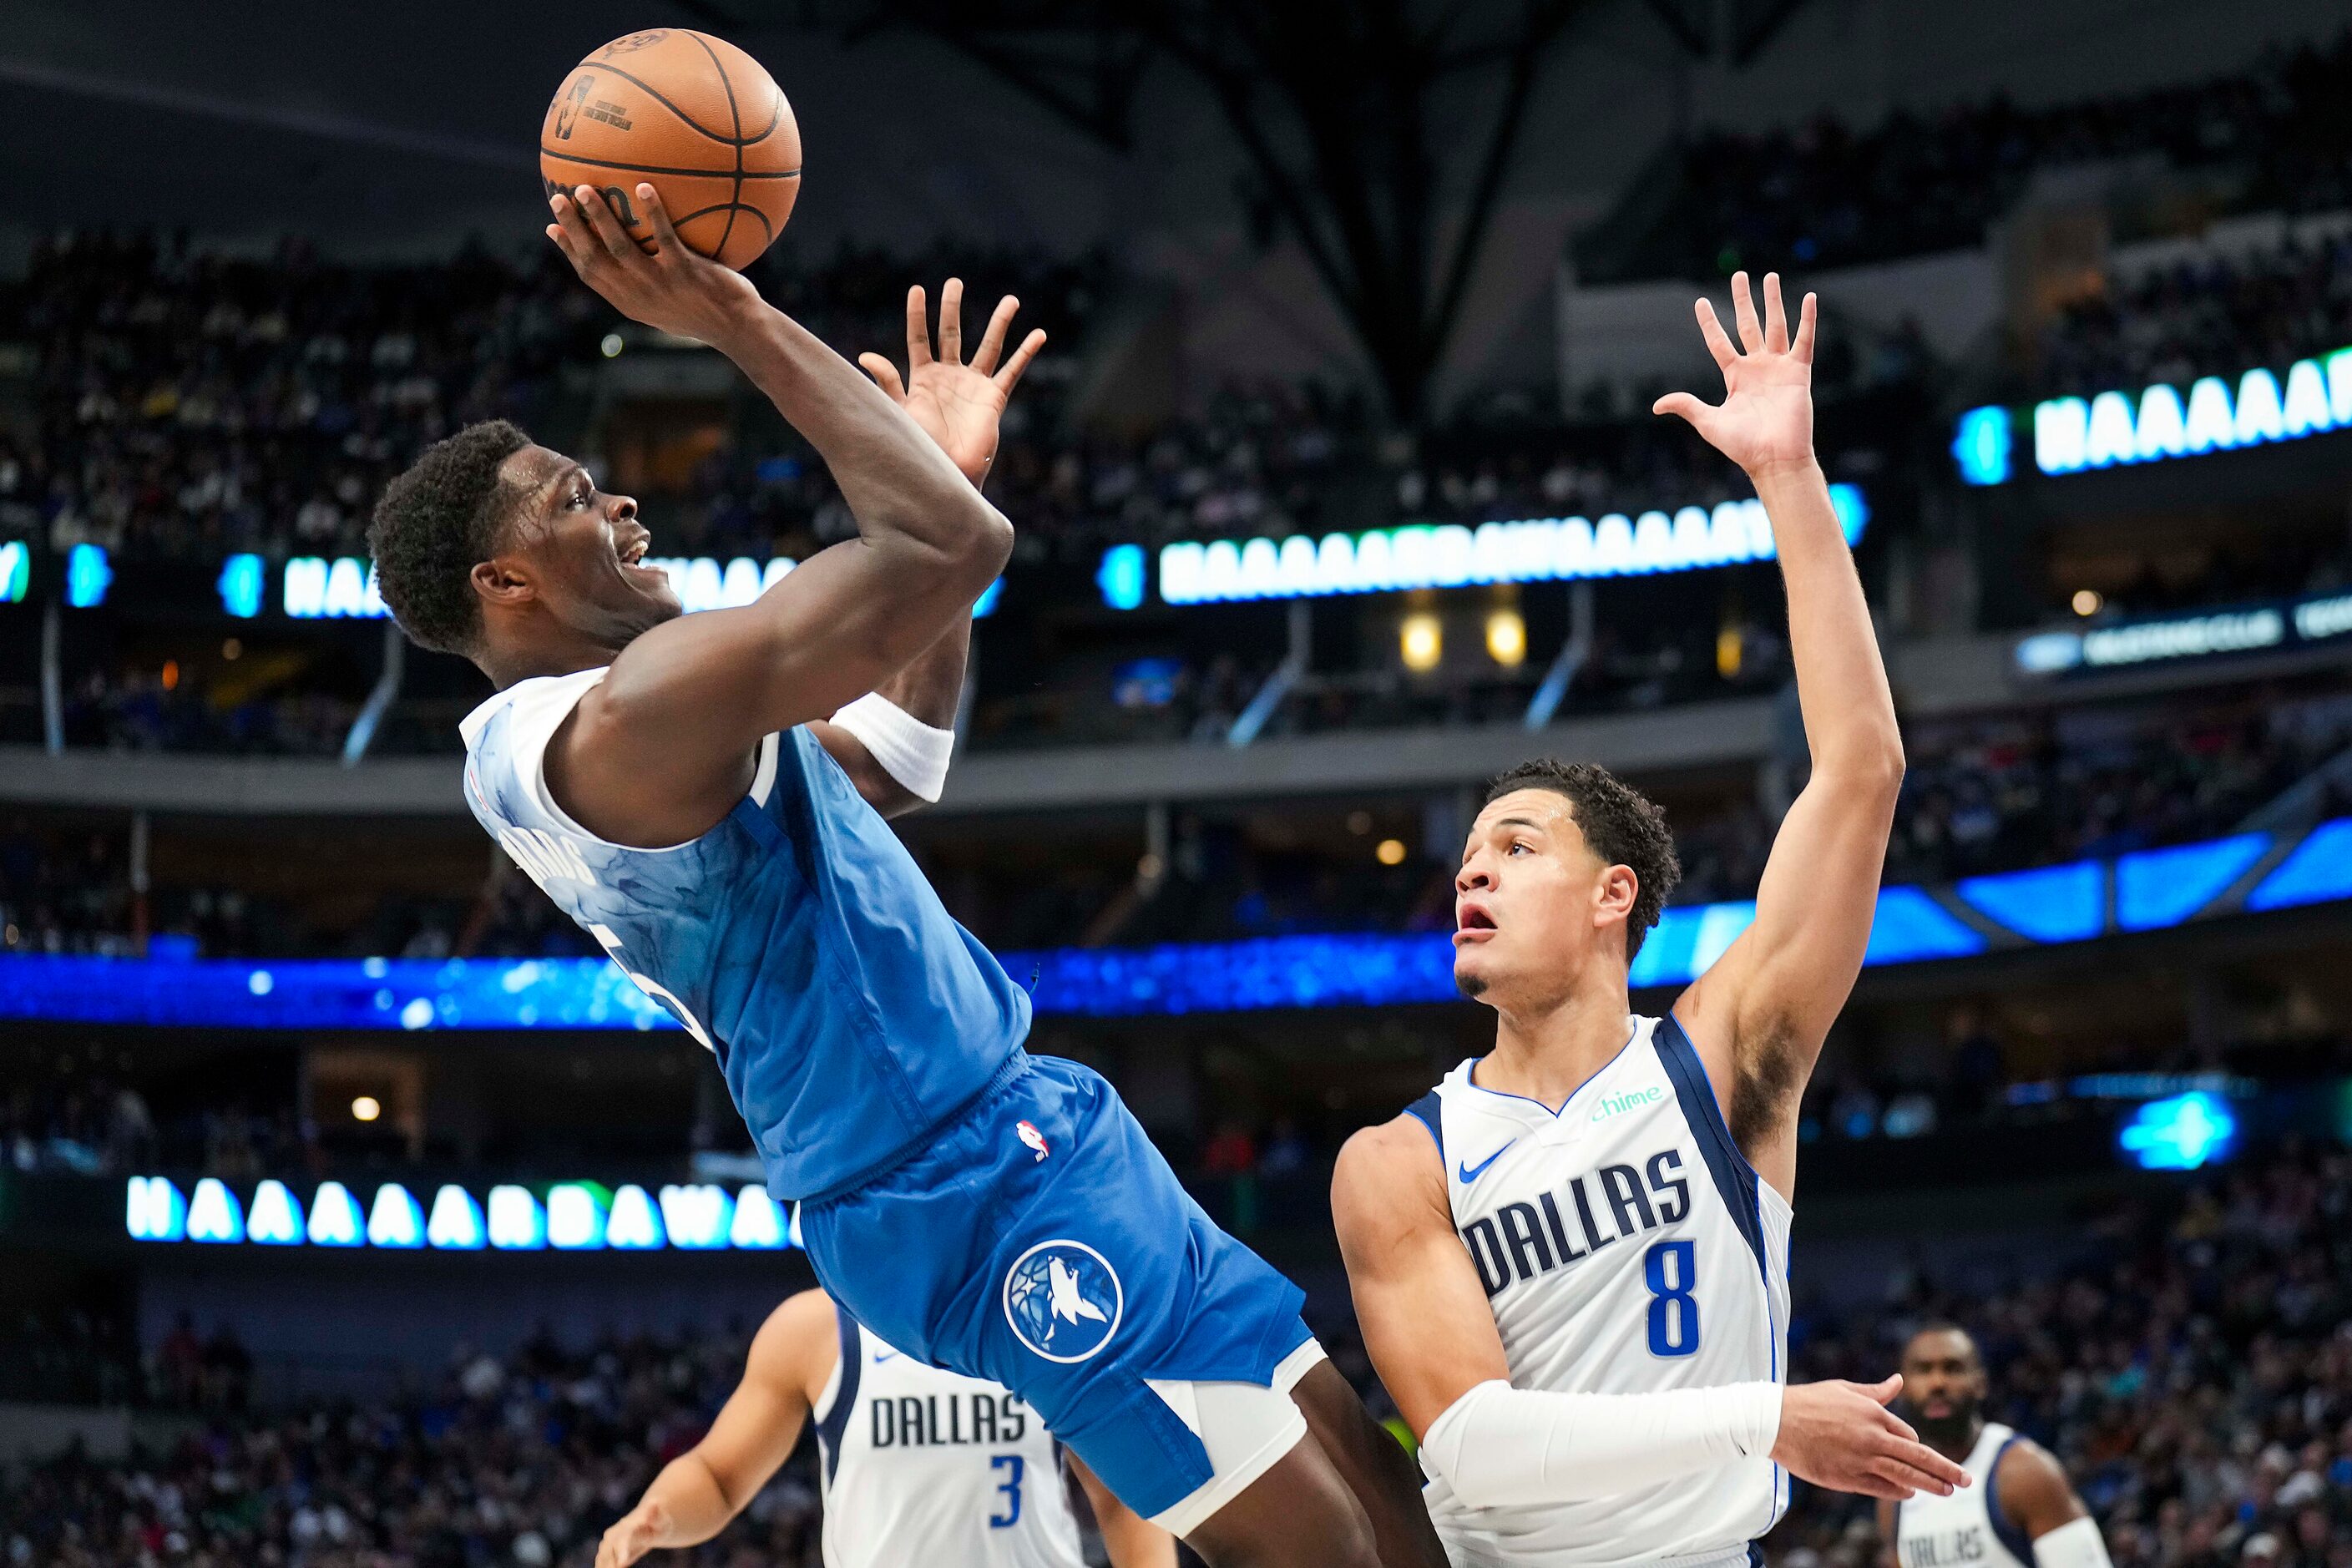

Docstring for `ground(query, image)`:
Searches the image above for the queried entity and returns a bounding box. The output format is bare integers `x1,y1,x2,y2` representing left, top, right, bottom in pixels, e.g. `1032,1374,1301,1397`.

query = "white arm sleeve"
827,694,956,803
1418,1378,1783,1508
2032,1518,2112,1568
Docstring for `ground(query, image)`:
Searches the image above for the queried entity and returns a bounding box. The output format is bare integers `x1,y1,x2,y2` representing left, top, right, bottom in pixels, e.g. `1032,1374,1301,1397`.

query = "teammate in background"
367,183,1444,1568
1880,1325,2109,1568
598,1290,1173,1568
1333,273,1968,1568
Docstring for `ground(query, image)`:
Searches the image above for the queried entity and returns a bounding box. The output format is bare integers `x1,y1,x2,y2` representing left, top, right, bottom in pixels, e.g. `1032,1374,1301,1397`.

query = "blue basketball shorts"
797,1053,1320,1530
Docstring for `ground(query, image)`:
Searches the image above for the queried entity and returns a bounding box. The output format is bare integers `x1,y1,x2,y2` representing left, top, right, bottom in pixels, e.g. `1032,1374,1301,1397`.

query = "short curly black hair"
367,419,534,655
1486,758,1682,960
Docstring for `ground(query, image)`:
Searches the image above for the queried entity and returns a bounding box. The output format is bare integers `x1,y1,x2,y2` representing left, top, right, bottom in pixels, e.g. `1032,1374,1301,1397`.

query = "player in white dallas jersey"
1333,273,1968,1568
1880,1326,2107,1568
598,1291,1173,1568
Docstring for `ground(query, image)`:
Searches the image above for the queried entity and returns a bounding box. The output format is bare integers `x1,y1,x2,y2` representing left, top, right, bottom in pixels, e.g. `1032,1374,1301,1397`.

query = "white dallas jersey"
812,1306,1087,1568
1894,1424,2036,1568
1414,1014,1793,1568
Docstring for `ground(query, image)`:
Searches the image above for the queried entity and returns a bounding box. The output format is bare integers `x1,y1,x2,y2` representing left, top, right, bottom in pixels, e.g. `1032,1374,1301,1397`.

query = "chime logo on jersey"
1003,1239,1122,1363
1457,1146,1692,1297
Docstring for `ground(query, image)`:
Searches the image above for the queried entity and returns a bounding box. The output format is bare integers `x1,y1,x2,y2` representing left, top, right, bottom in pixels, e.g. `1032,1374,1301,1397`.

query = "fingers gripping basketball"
539,29,801,270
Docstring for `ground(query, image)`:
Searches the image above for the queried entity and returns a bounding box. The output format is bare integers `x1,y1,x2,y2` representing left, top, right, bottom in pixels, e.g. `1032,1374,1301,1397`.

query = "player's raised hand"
595,1498,671,1568
547,183,758,345
1653,271,1818,481
858,280,1046,490
1772,1375,1972,1501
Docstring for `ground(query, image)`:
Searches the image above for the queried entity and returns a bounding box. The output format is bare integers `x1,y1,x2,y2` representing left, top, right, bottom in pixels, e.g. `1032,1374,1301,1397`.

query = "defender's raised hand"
859,281,1046,489
547,183,759,346
1654,271,1818,480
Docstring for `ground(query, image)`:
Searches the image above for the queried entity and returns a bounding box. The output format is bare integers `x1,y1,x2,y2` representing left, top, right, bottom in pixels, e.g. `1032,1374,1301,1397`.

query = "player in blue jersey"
363,182,1446,1568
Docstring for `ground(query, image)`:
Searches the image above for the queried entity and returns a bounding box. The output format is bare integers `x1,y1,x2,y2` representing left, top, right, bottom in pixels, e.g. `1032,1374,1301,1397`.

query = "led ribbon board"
126,1175,795,1252
2015,588,2352,676
1953,347,2352,485
1136,487,1869,608
225,554,805,620
5,817,2346,1027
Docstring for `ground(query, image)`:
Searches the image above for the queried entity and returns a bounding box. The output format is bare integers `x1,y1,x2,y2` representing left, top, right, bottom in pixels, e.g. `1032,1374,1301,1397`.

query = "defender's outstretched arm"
596,1290,833,1567
1655,272,1905,1201
539,185,1029,846
1332,1117,1963,1505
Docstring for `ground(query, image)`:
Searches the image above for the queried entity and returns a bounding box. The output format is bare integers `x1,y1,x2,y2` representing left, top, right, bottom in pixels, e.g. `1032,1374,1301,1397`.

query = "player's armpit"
1331,1115,1513,1440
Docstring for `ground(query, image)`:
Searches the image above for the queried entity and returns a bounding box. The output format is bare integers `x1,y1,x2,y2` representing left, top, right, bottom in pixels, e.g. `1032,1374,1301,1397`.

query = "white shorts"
1142,1337,1328,1537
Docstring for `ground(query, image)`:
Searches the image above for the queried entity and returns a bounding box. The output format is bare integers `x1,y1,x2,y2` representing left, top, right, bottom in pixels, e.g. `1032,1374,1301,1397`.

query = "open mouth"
1454,904,1498,943
617,530,666,584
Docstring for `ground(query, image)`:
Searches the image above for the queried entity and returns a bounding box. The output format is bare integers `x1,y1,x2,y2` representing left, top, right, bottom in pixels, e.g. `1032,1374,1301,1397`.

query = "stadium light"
2118,1091,2238,1171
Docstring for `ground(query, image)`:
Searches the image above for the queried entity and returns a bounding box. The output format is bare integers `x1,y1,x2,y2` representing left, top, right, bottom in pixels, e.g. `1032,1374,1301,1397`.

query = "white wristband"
2033,1518,2112,1568
1419,1378,1783,1509
828,694,955,803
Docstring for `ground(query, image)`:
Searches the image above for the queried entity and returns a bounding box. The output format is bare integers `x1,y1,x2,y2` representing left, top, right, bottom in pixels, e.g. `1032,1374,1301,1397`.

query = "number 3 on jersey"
989,1454,1024,1528
1644,1239,1700,1357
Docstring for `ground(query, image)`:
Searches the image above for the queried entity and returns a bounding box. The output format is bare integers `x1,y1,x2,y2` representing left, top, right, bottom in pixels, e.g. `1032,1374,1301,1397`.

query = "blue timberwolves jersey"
459,668,1030,1200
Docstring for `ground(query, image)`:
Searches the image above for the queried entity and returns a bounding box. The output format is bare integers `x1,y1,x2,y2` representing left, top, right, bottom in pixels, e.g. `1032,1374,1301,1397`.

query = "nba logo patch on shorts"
1004,1239,1123,1363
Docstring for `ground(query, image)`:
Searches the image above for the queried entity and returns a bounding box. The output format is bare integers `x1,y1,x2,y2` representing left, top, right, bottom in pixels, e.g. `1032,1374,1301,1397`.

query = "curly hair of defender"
1486,757,1682,960
367,420,533,655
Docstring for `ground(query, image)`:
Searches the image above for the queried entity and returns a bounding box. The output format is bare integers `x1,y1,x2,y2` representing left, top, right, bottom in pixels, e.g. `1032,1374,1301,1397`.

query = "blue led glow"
18,821,2352,1029
1145,488,1867,607
2118,1091,2238,1170
427,1185,487,1249
1952,407,2012,486
548,1183,608,1250
308,1181,364,1246
1860,888,1988,965
65,544,113,609
0,541,27,605
128,1176,801,1254
367,1183,426,1247
217,554,265,619
2115,834,2268,932
187,1177,245,1243
1098,544,1146,610
972,579,1004,619
247,1179,305,1245
1958,862,2103,944
1962,349,2352,483
126,1176,187,1242
487,1185,547,1250
2248,820,2352,912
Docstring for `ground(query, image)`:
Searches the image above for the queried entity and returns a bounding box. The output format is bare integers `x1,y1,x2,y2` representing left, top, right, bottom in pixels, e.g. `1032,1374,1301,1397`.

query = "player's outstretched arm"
540,185,1014,846
596,1290,833,1568
1653,271,1904,1200
1069,1451,1180,1568
1332,1118,1965,1505
806,279,1046,817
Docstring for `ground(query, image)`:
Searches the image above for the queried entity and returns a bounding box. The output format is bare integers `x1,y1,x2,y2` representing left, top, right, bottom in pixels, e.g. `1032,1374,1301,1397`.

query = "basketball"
539,29,801,271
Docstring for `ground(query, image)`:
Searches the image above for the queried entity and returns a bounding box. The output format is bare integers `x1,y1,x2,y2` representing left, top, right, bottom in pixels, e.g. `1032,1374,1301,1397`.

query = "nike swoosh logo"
1458,1142,1514,1183
872,1351,899,1364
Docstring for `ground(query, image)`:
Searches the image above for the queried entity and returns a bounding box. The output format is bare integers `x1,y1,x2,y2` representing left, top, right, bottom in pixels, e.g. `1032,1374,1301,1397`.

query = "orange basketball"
540,29,801,271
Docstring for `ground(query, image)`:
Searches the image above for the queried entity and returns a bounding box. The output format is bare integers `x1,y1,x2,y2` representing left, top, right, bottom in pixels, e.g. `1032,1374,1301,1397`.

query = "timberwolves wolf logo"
1004,1240,1122,1363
